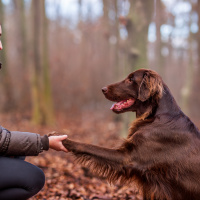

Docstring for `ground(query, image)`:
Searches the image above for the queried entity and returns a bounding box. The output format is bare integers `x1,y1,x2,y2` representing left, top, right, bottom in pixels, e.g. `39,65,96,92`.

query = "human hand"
48,135,68,153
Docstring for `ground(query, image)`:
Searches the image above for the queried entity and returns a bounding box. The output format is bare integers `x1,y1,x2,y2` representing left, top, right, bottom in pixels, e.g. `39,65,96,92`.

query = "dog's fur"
62,69,200,200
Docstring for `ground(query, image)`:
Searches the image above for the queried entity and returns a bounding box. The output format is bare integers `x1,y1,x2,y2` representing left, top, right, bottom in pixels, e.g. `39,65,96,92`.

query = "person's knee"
23,164,45,197
30,166,45,194
0,158,45,199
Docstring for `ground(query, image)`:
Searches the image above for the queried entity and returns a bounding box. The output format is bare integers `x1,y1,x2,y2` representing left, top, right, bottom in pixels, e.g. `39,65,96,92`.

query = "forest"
0,0,200,199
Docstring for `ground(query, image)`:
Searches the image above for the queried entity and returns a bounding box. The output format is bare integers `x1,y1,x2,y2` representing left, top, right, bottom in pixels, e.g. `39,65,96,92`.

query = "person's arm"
0,126,68,156
0,126,47,156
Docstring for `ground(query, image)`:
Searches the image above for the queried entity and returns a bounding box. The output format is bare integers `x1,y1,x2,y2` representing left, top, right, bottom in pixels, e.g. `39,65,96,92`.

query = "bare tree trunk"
121,0,154,136
41,0,54,125
189,0,200,119
12,0,27,69
155,0,165,76
12,0,29,110
31,0,54,125
198,0,200,69
125,0,153,71
78,0,87,92
31,0,43,124
113,0,120,80
0,0,16,112
180,7,194,115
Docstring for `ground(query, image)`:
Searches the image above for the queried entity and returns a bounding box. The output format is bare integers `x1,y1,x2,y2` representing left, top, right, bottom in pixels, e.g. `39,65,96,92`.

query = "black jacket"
0,126,49,156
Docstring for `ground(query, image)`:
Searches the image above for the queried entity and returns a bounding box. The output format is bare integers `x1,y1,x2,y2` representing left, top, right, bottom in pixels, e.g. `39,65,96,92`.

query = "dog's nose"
102,87,108,93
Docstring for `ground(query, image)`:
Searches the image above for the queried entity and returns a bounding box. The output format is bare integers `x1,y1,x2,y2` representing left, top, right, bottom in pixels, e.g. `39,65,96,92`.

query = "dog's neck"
156,83,181,116
135,83,181,119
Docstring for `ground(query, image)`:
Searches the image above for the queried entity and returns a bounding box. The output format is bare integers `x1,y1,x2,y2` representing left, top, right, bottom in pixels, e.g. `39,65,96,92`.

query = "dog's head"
102,69,163,115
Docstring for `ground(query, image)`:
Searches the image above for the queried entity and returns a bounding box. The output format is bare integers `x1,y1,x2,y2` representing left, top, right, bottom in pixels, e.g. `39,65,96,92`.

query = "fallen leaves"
1,111,142,200
28,150,142,200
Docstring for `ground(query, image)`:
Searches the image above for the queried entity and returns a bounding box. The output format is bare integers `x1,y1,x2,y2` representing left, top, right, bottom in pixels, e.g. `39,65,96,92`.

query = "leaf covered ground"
0,111,142,200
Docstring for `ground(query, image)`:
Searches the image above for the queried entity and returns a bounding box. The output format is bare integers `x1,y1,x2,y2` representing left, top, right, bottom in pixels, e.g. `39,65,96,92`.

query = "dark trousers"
0,156,45,200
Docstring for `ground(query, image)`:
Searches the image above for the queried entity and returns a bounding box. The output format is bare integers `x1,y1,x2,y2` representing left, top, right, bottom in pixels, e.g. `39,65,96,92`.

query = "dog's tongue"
110,99,135,111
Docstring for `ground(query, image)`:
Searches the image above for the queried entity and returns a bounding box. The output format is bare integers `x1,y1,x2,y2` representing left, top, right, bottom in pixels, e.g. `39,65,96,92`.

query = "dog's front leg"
62,138,133,182
62,138,128,164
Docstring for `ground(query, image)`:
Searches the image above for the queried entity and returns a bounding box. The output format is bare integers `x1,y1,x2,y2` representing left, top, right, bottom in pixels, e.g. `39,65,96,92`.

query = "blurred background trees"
0,0,200,128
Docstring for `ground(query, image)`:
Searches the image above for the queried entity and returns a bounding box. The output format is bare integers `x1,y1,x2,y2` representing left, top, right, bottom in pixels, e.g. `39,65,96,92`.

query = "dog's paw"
62,139,76,152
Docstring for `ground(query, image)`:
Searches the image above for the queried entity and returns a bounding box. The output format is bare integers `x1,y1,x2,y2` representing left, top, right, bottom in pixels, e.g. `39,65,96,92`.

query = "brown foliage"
0,111,142,200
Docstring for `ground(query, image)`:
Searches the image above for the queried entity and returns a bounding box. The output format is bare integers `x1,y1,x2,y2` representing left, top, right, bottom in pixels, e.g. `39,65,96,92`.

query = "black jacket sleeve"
0,126,49,156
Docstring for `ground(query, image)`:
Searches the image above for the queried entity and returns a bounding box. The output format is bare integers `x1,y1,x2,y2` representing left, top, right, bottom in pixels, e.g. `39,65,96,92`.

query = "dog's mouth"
110,99,135,112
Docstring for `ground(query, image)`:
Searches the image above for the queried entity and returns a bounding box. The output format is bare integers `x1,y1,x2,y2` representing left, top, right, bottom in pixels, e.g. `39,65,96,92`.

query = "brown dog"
62,69,200,200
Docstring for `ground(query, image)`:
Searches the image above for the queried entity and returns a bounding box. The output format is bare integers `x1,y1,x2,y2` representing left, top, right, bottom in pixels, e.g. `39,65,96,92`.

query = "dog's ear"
138,71,163,102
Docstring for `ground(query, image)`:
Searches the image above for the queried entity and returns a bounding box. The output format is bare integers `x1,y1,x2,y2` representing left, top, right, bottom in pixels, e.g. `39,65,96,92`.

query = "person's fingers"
58,135,68,141
0,25,2,36
58,135,68,152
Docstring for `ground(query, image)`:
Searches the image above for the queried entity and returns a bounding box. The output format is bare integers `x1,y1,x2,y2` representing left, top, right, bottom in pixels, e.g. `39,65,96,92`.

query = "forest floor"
0,110,142,200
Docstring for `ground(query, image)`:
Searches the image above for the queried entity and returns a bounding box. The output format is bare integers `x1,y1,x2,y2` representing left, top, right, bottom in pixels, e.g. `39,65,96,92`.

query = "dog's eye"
128,76,134,83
